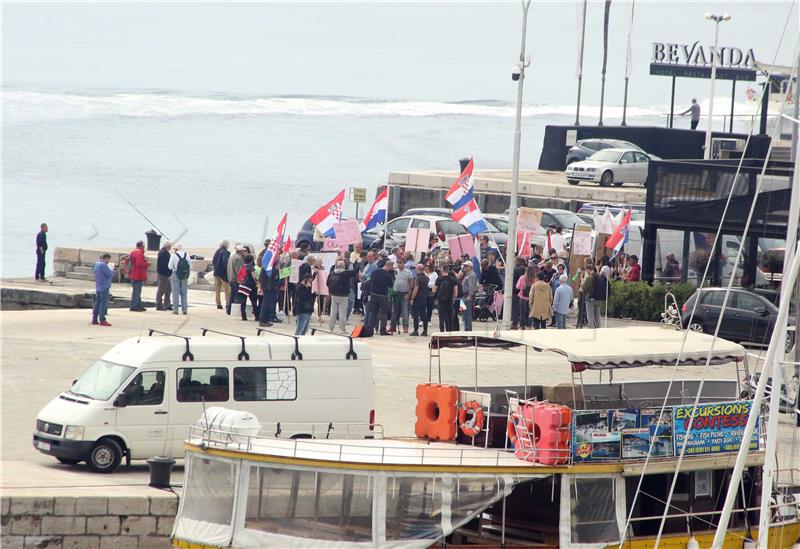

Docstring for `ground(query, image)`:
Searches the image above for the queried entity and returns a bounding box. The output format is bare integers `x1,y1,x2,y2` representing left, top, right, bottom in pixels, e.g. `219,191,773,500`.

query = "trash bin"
145,230,162,252
147,456,176,488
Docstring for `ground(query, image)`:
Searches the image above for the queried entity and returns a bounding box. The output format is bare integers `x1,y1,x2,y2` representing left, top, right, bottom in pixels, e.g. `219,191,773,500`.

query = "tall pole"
574,0,587,126
598,0,611,126
621,1,635,126
502,0,531,329
704,14,730,158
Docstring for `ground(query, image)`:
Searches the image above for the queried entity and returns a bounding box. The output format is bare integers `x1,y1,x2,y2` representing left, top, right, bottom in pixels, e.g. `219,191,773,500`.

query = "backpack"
237,265,248,284
592,274,611,301
176,252,191,280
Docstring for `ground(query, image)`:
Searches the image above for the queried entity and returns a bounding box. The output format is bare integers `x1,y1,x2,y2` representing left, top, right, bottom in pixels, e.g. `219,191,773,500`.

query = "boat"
170,327,800,548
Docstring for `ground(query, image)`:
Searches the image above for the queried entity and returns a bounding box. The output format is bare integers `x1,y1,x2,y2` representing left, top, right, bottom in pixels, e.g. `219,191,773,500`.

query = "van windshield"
70,360,136,401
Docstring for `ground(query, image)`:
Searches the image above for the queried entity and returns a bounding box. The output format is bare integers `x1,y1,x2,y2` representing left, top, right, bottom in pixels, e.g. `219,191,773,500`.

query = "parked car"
566,139,653,166
294,219,324,251
680,287,795,350
566,148,653,187
402,207,452,217
375,215,470,251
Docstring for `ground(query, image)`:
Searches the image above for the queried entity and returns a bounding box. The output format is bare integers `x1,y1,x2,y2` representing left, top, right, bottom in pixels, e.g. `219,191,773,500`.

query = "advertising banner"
672,401,758,455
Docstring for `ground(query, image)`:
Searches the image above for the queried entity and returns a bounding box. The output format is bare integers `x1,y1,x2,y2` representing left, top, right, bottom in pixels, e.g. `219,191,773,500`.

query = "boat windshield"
70,360,136,401
589,150,623,163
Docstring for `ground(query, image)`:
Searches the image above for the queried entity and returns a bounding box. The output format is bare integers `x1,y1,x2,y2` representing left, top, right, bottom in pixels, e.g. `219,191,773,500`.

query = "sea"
2,2,789,278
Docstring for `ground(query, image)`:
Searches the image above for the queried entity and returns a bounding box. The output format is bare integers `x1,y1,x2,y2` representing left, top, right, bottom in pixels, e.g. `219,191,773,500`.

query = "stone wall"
1,494,177,549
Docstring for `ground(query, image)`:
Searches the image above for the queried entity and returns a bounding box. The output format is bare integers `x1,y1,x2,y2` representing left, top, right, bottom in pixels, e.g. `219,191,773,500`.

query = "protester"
126,241,149,312
237,253,260,321
410,264,430,336
92,253,114,326
553,274,573,329
327,260,351,333
550,227,567,257
515,265,536,329
480,255,502,290
155,241,173,311
460,261,478,331
168,243,191,315
478,235,499,260
360,251,379,325
529,271,553,330
294,274,315,335
663,253,682,280
624,255,641,282
390,259,413,334
435,264,458,332
212,239,231,310
35,222,48,281
425,263,438,323
258,260,281,327
510,257,526,329
226,245,245,315
549,263,566,326
581,265,599,328
366,260,394,336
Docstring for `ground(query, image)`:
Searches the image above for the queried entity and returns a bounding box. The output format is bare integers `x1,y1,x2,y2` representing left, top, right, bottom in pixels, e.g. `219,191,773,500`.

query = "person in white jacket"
168,243,192,314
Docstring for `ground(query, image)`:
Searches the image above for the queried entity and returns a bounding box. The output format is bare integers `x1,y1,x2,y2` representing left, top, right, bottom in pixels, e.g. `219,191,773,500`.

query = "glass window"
701,291,727,307
71,360,136,401
177,368,229,402
589,150,623,163
584,140,601,151
386,476,443,541
570,477,619,544
234,367,297,401
242,466,373,543
733,291,763,311
486,218,509,233
386,218,410,236
635,152,650,163
120,371,165,406
620,152,635,164
654,229,684,282
436,220,468,235
180,455,236,526
409,218,431,230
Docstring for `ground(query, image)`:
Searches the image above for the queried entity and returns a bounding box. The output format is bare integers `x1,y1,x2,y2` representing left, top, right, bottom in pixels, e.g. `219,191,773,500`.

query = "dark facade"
642,158,793,288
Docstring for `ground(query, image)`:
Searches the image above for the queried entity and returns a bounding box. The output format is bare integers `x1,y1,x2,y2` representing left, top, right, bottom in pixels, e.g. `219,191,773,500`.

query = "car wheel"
600,171,614,187
567,179,579,186
56,457,81,465
687,320,705,333
613,181,624,187
87,438,123,473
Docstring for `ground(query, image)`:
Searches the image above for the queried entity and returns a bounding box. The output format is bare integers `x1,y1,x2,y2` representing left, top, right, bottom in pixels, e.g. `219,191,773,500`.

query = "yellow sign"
350,187,367,203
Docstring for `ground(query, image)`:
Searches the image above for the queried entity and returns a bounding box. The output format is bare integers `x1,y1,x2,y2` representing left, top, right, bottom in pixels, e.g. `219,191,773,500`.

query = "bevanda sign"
650,41,756,81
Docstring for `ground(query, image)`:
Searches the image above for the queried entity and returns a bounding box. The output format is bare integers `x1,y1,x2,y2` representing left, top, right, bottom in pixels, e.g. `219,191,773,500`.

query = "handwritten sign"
279,266,292,279
517,207,542,233
447,234,476,259
405,228,430,253
572,229,593,256
333,219,362,245
290,259,303,283
517,231,532,257
311,270,329,296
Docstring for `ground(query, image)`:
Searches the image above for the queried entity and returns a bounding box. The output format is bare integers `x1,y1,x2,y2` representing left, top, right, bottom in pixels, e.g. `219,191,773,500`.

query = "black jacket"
299,262,312,283
436,273,457,302
295,284,315,314
36,231,47,253
369,268,394,296
212,247,231,280
260,265,280,292
327,270,352,297
480,264,502,289
157,248,172,277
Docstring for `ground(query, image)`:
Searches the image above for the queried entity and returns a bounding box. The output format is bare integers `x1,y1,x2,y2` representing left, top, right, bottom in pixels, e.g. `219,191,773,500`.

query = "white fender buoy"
686,536,700,549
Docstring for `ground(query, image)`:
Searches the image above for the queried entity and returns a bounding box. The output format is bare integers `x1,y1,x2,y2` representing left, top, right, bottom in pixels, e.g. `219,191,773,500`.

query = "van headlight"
64,426,85,441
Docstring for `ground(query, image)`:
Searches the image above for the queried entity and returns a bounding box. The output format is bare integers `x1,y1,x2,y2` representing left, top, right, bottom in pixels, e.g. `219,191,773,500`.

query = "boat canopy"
430,327,745,371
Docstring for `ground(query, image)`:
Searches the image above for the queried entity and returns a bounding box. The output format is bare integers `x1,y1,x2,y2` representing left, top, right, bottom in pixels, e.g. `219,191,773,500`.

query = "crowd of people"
89,231,645,333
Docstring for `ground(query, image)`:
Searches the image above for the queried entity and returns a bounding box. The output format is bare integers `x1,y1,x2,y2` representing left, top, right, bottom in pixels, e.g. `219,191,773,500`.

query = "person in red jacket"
127,241,150,311
624,255,641,283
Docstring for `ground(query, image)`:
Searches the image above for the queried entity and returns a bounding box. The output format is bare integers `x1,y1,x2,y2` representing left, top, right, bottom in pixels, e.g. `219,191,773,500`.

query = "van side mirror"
113,394,129,408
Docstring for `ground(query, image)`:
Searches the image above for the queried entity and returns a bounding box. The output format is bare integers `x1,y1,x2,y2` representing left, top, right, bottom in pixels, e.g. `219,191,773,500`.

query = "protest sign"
279,266,292,279
405,228,430,253
333,219,362,245
571,229,593,256
447,234,475,259
290,259,303,283
516,231,532,257
516,207,542,233
311,270,329,296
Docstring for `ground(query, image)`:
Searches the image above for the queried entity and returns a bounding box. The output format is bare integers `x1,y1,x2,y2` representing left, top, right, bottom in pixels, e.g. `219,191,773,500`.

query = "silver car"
566,148,653,187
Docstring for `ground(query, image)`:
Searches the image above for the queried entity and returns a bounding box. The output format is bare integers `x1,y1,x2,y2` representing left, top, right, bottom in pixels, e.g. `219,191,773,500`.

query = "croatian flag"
445,158,475,210
360,187,388,232
309,189,345,238
262,213,288,273
606,209,632,258
452,198,488,236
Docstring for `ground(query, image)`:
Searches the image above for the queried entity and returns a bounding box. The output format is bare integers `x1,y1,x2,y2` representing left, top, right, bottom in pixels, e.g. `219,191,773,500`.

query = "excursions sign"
650,42,757,81
673,401,759,455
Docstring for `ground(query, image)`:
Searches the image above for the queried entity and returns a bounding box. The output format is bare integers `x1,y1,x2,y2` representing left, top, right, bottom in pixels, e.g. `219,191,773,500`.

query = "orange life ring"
458,400,485,437
507,417,519,445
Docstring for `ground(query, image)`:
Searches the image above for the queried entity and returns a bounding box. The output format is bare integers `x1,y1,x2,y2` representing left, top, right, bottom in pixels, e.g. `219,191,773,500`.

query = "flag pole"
574,0,587,126
621,1,635,126
502,0,532,329
598,0,612,126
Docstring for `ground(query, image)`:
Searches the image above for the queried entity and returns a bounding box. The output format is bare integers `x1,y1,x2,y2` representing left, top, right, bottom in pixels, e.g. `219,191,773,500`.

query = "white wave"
2,89,672,120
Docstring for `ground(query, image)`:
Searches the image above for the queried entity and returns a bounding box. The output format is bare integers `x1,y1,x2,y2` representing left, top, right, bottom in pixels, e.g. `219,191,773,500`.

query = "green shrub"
608,281,696,322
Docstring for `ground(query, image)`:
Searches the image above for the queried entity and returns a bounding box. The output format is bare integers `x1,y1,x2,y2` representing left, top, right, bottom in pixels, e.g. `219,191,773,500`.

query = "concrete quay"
2,278,798,547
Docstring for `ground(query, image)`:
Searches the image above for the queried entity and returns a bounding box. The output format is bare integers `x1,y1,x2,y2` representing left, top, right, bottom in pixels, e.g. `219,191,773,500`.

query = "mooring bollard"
147,456,176,488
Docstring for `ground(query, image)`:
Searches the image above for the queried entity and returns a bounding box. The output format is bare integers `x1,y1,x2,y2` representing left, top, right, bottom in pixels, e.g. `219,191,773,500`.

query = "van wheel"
600,171,614,187
87,438,123,473
56,457,81,465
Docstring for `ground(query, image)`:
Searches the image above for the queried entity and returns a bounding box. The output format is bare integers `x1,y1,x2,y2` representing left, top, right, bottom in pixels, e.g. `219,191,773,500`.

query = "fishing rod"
115,189,171,241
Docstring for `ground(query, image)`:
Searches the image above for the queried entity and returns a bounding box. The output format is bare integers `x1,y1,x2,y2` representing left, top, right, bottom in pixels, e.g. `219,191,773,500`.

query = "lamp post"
703,12,731,159
502,0,532,329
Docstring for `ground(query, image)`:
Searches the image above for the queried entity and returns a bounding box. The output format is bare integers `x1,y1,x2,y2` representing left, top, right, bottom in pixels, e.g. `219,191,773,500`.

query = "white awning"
430,327,745,370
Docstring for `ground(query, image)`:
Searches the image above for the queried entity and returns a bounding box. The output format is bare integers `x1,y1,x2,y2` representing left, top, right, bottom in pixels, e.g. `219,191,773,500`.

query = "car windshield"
551,211,588,228
70,360,136,401
486,218,509,233
588,150,623,163
612,140,643,151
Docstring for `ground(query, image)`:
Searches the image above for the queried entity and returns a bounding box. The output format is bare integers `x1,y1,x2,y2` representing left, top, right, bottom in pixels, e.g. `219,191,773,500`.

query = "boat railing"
189,422,385,451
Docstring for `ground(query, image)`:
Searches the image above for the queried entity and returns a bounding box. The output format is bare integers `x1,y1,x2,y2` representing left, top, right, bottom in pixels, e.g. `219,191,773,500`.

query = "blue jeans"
171,276,189,313
391,292,409,331
295,312,311,335
93,289,110,322
130,280,143,310
462,298,473,331
263,289,279,322
555,312,567,329
347,289,355,319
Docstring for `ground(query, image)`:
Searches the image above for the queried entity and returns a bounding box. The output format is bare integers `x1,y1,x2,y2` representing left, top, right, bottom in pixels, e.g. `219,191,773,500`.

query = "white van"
32,332,374,473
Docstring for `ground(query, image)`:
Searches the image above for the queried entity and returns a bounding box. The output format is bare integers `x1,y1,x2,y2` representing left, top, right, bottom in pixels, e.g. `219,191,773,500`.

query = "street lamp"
502,0,532,329
703,12,731,159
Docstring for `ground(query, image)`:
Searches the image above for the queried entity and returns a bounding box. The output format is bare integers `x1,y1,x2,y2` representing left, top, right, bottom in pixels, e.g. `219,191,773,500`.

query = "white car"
566,148,652,187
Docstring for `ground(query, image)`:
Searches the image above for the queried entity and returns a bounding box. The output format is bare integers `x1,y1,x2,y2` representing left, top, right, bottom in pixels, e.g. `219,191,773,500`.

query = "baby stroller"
473,284,498,322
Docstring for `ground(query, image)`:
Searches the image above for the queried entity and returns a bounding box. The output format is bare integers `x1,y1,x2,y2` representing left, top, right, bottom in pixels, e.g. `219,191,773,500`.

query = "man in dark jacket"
435,265,458,332
258,264,281,326
212,239,231,310
155,241,173,311
366,261,394,336
510,257,526,329
35,223,48,281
